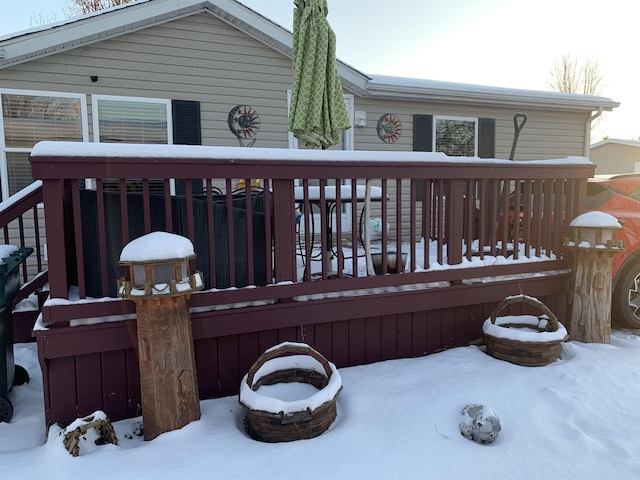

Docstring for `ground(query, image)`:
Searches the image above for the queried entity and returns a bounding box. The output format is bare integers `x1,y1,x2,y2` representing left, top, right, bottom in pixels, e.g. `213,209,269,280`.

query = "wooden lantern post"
565,211,623,344
118,232,204,441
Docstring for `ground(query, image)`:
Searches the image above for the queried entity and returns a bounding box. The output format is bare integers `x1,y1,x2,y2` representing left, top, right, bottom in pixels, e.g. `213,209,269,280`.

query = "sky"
0,0,638,142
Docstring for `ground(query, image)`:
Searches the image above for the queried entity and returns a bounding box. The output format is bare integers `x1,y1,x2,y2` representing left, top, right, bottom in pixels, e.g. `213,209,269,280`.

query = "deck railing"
30,143,593,326
0,180,48,305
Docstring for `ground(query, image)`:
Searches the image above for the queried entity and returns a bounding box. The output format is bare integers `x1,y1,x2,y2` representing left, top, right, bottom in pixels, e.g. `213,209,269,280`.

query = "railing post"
271,179,297,283
446,179,464,265
41,179,70,299
573,178,588,219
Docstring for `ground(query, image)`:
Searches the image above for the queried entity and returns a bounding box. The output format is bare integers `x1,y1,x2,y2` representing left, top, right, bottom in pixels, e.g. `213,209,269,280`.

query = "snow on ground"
2,329,640,479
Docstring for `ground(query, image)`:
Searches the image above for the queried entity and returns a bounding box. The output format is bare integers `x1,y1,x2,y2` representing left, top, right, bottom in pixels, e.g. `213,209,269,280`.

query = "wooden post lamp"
565,211,623,344
118,232,204,441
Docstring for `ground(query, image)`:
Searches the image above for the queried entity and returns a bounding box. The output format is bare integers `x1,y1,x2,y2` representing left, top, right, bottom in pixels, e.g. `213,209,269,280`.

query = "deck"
14,143,593,426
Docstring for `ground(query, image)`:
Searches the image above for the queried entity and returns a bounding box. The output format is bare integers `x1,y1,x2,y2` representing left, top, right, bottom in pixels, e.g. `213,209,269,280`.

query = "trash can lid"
0,245,18,263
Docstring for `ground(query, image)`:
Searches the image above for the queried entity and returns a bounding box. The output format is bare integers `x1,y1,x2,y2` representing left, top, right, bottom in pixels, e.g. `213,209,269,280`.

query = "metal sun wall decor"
228,105,260,146
377,113,402,143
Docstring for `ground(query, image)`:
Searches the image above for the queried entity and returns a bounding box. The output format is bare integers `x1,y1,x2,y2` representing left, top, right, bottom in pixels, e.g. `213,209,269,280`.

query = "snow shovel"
509,113,528,160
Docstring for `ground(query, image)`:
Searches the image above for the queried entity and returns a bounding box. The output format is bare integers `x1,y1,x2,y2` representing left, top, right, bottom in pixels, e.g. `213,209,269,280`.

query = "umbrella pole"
365,179,374,276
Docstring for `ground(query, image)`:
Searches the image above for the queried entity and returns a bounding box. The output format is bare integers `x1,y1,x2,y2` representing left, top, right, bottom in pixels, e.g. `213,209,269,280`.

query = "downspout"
585,107,603,157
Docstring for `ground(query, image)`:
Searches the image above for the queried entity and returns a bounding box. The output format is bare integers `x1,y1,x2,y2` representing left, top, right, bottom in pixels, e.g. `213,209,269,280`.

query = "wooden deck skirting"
28,144,592,427
36,273,570,426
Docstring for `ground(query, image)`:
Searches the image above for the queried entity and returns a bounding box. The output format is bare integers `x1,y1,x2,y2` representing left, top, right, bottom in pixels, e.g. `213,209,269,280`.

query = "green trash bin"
0,247,33,422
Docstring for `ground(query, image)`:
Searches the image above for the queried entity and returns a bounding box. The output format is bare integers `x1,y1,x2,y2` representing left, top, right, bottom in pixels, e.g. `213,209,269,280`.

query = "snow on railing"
30,143,593,308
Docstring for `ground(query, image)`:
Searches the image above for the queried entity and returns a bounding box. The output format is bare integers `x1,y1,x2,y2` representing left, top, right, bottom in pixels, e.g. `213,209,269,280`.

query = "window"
91,95,173,193
92,95,172,144
413,114,495,200
0,90,88,198
434,116,477,156
413,114,495,158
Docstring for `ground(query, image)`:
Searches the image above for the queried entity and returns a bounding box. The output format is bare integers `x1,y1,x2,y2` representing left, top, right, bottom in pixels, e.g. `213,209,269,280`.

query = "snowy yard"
2,327,640,479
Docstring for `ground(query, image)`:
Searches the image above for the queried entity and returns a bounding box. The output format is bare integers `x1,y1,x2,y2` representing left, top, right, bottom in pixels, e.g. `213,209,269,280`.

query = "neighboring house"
589,139,640,175
0,0,619,203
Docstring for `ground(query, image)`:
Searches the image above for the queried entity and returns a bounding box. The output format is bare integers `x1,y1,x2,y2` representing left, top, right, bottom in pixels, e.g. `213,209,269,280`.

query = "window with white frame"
91,95,173,193
92,95,172,144
0,90,88,199
433,116,478,156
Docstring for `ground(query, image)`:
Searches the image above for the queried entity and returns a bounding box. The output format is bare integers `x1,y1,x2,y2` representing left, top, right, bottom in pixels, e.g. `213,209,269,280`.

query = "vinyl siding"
589,143,640,174
0,13,293,148
0,12,590,157
351,98,588,160
0,11,591,244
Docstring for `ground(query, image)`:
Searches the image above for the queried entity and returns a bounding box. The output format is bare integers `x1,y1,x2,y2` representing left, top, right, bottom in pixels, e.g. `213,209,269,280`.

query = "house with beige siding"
0,0,618,425
589,139,640,174
0,0,619,204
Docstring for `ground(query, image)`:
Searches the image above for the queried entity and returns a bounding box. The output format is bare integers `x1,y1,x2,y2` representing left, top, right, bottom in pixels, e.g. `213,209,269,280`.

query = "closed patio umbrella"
288,0,351,149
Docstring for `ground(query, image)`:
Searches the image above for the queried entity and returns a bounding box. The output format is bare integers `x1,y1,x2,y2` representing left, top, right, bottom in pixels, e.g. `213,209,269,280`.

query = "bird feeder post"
119,232,204,441
565,212,623,344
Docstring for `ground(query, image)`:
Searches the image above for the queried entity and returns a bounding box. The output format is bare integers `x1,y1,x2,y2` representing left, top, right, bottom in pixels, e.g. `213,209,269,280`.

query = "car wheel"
613,261,640,328
0,396,13,423
12,365,29,387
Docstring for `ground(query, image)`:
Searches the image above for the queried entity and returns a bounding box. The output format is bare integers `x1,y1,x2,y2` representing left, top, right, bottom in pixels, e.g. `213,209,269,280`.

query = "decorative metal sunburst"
228,105,260,140
377,113,402,144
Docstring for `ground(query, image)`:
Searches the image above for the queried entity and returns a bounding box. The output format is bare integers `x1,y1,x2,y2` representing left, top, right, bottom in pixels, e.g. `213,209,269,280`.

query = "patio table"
294,185,383,276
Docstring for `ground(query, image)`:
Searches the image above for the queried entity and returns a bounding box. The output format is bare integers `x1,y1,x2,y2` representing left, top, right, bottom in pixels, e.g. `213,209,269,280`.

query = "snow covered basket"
483,295,568,367
239,342,342,443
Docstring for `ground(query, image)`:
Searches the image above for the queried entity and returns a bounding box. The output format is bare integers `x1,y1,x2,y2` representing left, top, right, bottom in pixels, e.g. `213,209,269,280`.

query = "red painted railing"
30,143,593,326
30,143,594,426
0,180,48,305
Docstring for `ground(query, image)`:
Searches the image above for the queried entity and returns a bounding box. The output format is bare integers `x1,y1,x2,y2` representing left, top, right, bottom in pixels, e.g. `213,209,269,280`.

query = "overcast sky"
0,0,638,141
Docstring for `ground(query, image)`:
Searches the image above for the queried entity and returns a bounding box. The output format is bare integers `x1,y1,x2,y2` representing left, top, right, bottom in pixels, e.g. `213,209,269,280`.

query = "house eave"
0,0,616,109
204,3,369,95
0,0,371,96
590,139,640,150
364,76,620,112
0,0,210,69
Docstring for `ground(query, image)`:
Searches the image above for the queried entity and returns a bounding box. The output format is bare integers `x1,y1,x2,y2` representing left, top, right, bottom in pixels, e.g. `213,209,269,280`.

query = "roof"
367,75,619,112
0,0,620,112
590,139,640,150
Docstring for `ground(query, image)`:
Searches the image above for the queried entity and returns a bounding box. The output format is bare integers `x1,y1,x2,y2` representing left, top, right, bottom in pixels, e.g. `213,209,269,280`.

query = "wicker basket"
483,295,568,367
239,342,343,443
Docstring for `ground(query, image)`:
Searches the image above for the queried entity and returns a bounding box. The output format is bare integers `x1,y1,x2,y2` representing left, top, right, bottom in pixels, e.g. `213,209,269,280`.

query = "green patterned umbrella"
288,0,351,149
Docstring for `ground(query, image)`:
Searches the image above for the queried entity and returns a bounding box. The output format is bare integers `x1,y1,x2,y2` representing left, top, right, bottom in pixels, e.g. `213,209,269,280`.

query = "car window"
630,186,640,201
586,183,616,209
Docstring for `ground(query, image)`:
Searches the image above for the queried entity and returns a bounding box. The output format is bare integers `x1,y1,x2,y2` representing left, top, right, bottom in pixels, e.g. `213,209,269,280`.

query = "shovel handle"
509,113,528,160
513,113,528,134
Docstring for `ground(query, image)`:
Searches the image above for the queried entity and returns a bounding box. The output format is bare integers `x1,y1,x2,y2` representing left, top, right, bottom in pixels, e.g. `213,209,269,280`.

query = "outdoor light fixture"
565,211,624,344
118,231,203,441
90,75,98,82
354,111,367,127
119,253,201,298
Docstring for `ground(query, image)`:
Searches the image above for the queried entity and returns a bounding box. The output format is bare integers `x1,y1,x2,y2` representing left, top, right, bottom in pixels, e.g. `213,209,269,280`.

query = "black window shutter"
413,114,433,152
172,100,201,195
413,115,433,200
477,118,495,158
172,100,201,145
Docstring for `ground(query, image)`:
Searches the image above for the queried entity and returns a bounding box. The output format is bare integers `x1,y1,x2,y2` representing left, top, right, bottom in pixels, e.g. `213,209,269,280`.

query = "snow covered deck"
27,143,593,426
